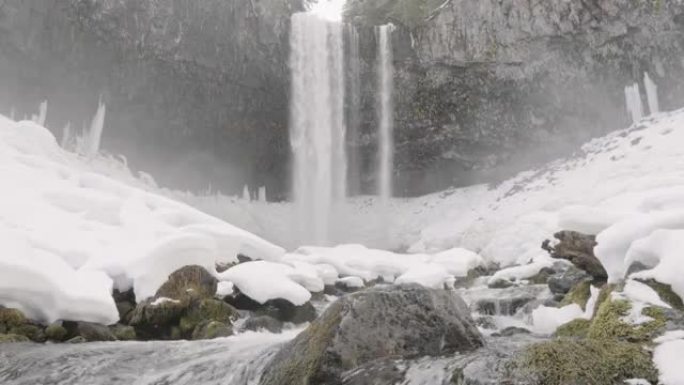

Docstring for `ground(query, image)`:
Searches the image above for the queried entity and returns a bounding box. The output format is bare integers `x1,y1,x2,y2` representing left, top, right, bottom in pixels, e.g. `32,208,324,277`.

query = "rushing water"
0,331,297,385
289,12,346,246
346,24,362,197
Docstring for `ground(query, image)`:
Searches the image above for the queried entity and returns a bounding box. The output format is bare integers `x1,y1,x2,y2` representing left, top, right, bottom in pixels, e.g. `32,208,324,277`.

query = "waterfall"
346,24,362,196
290,12,346,245
87,99,106,158
644,72,660,116
376,24,394,204
624,83,643,124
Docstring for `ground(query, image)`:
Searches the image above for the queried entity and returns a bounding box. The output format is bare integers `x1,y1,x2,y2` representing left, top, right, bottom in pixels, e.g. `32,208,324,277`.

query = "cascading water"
290,11,346,245
346,24,362,196
625,82,643,124
376,24,394,205
644,72,660,116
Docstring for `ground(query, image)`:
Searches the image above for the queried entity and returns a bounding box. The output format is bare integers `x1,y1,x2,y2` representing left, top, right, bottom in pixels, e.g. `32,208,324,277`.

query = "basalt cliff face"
0,0,300,197
1,0,684,198
351,0,684,195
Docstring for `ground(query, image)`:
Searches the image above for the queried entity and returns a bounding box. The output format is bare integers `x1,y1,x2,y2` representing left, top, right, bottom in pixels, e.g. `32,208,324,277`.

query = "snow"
395,264,454,289
0,116,284,324
654,331,684,385
216,281,235,298
218,261,315,306
622,279,671,309
336,276,364,289
531,304,584,335
487,256,554,285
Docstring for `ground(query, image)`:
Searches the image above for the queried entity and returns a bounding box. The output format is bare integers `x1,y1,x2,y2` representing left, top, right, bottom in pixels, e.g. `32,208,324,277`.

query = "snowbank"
0,117,284,323
654,331,684,385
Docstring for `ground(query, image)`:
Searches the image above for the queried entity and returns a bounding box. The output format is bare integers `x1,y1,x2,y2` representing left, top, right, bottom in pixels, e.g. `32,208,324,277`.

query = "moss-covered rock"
638,279,684,311
588,299,666,342
45,323,68,342
0,333,30,343
179,298,238,336
72,322,117,342
111,324,136,341
129,298,187,333
156,265,218,300
9,324,46,342
519,338,658,385
554,319,591,338
191,320,233,340
0,308,27,328
560,280,592,310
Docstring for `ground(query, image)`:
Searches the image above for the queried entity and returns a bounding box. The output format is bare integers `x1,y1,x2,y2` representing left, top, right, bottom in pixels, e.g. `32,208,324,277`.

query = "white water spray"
625,83,643,124
35,100,47,127
290,11,346,245
377,24,394,204
347,24,362,196
644,72,660,116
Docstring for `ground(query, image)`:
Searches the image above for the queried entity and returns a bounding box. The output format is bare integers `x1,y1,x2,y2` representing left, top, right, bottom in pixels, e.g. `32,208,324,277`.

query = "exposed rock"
178,298,238,337
45,323,68,342
260,285,483,385
487,278,515,289
7,324,45,343
129,298,187,340
191,320,233,340
156,265,218,300
241,315,283,334
527,267,556,285
70,322,117,342
543,231,607,281
559,279,593,310
225,293,316,324
66,336,87,344
491,326,531,338
0,334,30,343
637,279,684,311
111,324,137,341
547,265,591,295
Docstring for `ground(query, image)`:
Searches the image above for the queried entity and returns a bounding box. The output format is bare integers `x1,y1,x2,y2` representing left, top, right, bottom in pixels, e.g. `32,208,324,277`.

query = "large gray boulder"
260,284,483,385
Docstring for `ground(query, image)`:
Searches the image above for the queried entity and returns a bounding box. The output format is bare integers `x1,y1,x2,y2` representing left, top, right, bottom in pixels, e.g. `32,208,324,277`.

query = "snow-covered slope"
0,116,284,324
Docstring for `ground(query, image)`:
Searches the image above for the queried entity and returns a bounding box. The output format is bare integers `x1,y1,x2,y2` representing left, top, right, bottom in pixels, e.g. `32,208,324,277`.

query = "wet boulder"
542,231,607,281
178,298,238,338
547,265,591,295
260,284,483,385
156,265,218,299
225,293,316,324
67,322,116,342
241,315,283,333
191,320,233,340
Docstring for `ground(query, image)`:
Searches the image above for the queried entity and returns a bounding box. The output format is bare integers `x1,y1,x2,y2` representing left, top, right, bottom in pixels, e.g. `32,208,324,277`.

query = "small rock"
66,336,87,344
0,333,30,343
179,298,238,337
129,297,186,337
241,315,283,333
488,278,515,289
156,265,218,299
225,293,316,324
9,324,46,342
543,231,607,281
191,320,233,340
72,322,116,342
491,326,531,337
45,323,68,342
111,324,136,341
548,265,590,295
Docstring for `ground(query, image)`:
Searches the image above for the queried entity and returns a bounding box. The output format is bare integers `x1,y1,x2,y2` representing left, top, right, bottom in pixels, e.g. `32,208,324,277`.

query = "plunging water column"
377,24,394,205
290,11,346,245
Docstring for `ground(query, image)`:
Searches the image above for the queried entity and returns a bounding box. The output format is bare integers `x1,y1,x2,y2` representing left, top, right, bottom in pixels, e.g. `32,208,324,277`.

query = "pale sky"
309,0,346,21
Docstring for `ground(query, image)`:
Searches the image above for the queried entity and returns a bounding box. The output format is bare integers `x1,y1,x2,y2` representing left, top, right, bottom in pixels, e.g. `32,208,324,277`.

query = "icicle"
644,72,660,116
61,122,72,149
258,186,267,202
625,83,643,124
242,185,251,201
86,97,106,158
37,100,47,127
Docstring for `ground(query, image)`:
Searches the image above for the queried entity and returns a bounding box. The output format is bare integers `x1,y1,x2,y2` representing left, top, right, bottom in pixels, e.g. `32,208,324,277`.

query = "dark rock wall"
0,0,301,197
352,0,684,196
1,0,683,198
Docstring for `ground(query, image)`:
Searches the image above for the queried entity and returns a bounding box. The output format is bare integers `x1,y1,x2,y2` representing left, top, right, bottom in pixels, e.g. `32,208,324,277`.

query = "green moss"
179,299,237,335
554,319,591,338
260,300,344,385
0,308,27,328
560,280,592,310
0,333,30,343
191,321,233,340
519,338,658,385
588,299,666,342
592,284,616,316
638,279,684,311
111,325,136,341
9,324,46,342
45,323,68,342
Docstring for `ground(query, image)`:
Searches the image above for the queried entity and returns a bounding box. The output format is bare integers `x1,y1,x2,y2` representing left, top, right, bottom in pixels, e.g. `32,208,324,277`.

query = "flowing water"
376,24,394,205
289,12,347,246
0,331,297,385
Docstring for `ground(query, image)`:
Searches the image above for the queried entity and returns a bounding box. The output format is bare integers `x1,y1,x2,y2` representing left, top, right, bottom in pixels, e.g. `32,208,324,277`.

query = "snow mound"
654,331,684,385
0,116,284,324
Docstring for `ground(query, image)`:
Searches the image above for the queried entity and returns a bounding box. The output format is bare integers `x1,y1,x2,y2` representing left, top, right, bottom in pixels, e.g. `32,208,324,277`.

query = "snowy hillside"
0,115,284,324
